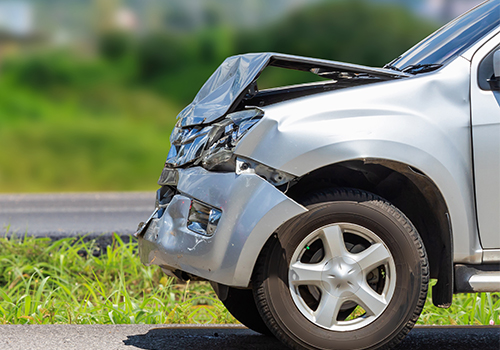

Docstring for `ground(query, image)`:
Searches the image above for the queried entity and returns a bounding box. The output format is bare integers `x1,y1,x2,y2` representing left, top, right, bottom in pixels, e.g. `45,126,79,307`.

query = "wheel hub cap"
322,257,362,298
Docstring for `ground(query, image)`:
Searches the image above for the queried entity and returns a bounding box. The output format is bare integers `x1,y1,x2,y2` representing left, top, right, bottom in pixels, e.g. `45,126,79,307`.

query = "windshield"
389,0,500,70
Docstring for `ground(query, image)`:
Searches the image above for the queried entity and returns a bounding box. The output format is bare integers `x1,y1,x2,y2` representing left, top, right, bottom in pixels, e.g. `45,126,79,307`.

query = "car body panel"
470,31,500,248
235,56,482,263
139,167,307,286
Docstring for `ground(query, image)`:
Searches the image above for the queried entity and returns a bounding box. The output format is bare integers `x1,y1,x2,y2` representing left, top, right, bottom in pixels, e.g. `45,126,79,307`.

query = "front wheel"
212,284,273,336
253,188,428,350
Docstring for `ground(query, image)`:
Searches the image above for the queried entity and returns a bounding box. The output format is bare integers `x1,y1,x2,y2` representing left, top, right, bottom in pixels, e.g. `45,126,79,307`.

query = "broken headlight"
200,108,264,170
165,125,212,167
162,108,263,174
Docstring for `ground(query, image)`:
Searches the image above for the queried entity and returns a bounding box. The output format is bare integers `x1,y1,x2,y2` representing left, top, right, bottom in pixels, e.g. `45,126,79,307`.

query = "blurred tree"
5,53,108,90
164,7,196,32
98,31,135,61
235,0,437,67
136,33,187,82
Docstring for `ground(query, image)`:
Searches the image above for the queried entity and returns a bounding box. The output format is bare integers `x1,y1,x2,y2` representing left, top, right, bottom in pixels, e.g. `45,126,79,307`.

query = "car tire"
214,284,273,336
253,188,429,350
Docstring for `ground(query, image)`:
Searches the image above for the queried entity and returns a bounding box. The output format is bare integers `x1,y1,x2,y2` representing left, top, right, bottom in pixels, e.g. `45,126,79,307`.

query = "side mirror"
488,49,500,90
494,49,500,78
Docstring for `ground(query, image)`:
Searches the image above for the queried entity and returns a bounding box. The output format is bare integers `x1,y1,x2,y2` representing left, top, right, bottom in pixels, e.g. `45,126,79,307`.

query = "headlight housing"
201,109,263,170
159,108,263,185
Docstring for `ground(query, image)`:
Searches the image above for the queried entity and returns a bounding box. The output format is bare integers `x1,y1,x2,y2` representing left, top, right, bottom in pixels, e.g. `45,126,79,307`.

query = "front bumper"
137,166,306,287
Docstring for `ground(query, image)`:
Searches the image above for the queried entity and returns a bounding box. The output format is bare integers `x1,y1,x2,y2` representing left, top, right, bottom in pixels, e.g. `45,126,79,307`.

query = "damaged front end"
135,52,407,286
156,52,407,186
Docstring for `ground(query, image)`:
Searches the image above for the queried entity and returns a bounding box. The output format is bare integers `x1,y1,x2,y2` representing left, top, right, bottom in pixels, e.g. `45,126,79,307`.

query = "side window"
478,44,500,90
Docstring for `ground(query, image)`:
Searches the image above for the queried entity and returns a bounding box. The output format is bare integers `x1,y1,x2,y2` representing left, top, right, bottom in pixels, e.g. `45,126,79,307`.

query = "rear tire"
253,188,428,349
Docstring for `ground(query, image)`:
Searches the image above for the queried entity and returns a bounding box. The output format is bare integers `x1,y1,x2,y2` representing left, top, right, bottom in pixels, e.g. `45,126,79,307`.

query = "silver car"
136,1,500,349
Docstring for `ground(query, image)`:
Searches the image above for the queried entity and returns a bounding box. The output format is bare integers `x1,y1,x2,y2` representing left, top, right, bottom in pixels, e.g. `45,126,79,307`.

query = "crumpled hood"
176,52,410,127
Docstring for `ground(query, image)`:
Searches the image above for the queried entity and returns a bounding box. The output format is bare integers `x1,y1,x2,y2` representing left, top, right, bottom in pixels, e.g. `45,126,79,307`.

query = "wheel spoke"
320,225,346,260
314,293,343,328
354,282,388,316
289,261,324,286
354,243,391,272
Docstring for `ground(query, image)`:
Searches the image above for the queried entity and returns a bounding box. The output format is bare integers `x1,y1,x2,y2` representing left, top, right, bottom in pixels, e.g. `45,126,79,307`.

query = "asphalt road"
0,192,154,239
0,324,498,350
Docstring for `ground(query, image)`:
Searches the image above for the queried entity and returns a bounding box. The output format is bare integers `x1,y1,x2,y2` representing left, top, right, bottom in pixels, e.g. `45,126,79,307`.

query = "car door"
471,32,500,249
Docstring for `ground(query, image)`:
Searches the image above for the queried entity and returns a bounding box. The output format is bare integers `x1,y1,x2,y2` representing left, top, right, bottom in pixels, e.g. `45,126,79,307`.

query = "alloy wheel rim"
288,223,396,331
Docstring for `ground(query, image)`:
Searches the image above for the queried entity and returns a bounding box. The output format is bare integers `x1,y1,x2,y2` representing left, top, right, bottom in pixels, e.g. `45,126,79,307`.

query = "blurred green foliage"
0,57,179,192
236,0,435,67
0,0,437,192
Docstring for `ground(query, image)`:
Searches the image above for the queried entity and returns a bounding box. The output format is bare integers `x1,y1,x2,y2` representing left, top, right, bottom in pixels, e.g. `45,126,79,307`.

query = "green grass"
419,281,500,326
0,234,235,324
0,234,498,326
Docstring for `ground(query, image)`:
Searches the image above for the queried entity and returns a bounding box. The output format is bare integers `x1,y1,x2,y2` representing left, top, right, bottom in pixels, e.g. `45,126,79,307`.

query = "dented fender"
235,56,481,263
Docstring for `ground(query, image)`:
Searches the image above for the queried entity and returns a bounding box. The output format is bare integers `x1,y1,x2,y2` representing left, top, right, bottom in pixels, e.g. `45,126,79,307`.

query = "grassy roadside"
0,235,498,326
0,234,235,324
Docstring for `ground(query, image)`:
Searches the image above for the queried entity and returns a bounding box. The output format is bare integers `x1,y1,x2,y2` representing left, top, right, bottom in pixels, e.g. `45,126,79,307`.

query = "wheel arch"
282,159,453,307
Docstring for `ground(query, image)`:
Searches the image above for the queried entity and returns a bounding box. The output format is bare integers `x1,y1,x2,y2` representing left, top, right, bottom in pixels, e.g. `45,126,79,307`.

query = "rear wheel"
253,188,428,349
